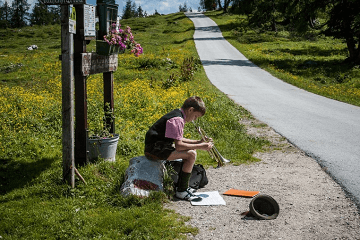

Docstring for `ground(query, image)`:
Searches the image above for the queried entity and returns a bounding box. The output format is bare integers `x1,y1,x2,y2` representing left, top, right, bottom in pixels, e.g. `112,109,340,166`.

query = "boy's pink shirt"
165,109,186,140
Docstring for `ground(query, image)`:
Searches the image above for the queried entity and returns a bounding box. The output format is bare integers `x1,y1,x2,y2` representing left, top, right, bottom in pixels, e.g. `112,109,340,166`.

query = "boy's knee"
187,149,197,160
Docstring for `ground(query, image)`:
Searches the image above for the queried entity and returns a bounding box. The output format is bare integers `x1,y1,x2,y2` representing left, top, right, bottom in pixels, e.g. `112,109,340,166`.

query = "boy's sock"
177,170,191,192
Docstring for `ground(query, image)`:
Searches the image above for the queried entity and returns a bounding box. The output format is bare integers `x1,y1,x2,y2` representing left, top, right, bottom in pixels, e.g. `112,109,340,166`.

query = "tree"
137,5,144,18
179,2,188,12
277,0,360,63
131,2,137,17
49,6,61,24
246,0,281,32
122,0,135,19
10,0,30,28
154,9,160,15
230,0,255,15
233,0,360,64
30,0,52,25
217,0,222,9
200,0,217,11
324,0,360,63
0,0,12,28
222,0,232,12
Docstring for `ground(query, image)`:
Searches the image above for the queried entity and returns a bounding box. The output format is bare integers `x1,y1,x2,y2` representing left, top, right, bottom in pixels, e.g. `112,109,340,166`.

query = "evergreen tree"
154,9,160,15
137,5,144,18
122,0,137,19
179,2,188,12
30,0,51,25
275,0,359,63
222,0,232,12
10,0,30,28
323,0,360,64
49,6,61,25
122,0,133,19
200,0,217,11
247,0,281,32
131,2,137,17
230,0,360,64
0,0,12,28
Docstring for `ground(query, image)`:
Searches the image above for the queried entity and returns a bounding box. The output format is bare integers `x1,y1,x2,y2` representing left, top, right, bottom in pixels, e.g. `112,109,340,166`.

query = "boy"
144,96,213,201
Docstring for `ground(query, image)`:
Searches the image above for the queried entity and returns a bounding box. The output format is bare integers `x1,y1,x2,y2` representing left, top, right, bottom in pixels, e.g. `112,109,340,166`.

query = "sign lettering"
84,4,96,37
40,0,86,5
81,53,118,76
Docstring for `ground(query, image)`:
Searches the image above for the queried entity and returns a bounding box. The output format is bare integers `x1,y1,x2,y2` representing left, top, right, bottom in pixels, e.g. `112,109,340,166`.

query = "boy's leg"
167,150,201,201
167,149,196,172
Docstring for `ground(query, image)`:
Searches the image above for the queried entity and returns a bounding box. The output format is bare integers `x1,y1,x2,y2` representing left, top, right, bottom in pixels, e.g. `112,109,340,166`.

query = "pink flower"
102,24,143,56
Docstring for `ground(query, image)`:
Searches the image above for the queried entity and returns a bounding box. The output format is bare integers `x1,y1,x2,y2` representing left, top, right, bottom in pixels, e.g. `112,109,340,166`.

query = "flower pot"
96,40,118,56
87,134,119,162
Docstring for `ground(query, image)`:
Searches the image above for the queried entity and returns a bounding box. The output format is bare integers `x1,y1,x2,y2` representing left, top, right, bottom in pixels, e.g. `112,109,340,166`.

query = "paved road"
186,12,360,205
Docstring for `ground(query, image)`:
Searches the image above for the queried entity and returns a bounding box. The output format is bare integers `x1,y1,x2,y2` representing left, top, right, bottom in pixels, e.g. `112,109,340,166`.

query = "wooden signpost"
42,0,118,187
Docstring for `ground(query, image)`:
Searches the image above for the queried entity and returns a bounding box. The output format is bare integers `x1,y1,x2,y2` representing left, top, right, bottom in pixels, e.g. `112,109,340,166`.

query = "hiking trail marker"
42,0,119,187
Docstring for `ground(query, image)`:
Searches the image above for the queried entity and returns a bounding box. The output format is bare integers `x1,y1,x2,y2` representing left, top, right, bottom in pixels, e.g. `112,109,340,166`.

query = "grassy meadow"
2,9,359,239
0,13,268,239
205,11,360,107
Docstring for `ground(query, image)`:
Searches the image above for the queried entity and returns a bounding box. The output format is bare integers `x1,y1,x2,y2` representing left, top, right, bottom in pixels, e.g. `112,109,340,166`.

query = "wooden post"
61,5,75,188
74,4,88,166
104,72,115,133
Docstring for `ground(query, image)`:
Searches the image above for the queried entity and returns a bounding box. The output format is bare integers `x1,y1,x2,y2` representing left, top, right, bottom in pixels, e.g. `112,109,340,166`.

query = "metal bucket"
87,134,119,162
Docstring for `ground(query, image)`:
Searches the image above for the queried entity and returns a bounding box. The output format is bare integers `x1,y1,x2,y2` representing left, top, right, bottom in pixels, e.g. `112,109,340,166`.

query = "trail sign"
40,0,86,5
55,0,119,187
84,4,96,39
69,6,76,34
81,53,118,76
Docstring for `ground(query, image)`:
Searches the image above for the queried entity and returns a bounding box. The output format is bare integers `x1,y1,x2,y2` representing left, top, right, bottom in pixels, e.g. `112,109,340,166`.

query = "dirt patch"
165,119,360,239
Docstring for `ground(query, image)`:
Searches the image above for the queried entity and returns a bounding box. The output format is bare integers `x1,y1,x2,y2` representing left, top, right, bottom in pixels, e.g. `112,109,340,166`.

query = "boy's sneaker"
176,187,197,194
188,187,197,193
175,188,202,202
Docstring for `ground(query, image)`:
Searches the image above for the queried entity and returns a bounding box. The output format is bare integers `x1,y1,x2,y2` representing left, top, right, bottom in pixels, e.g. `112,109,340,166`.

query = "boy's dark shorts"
144,141,175,160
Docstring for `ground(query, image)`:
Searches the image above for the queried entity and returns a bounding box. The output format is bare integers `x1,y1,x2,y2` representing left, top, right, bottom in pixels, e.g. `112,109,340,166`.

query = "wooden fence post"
74,4,88,166
61,5,75,188
104,72,115,133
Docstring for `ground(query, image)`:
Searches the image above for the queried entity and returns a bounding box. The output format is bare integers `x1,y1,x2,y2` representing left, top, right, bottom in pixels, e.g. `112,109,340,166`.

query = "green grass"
4,9,358,239
204,11,360,107
0,13,268,239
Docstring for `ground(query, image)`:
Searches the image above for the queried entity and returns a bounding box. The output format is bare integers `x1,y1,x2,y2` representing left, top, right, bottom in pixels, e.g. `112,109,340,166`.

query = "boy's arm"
174,138,212,152
182,137,213,144
181,138,202,144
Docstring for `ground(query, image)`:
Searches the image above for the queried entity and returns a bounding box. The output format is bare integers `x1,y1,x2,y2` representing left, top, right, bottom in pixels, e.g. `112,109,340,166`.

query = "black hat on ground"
249,194,280,220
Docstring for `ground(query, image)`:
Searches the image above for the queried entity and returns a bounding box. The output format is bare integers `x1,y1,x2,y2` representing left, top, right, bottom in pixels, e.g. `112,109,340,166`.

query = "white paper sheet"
190,191,226,206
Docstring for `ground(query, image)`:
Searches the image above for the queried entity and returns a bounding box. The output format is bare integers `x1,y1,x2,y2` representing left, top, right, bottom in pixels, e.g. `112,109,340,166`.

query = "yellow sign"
69,6,76,34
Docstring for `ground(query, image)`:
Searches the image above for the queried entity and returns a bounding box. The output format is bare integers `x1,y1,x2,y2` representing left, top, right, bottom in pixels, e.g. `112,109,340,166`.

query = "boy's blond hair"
182,96,206,115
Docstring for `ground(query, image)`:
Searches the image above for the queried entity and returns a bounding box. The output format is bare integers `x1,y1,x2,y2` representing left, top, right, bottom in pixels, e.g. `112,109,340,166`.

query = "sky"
21,0,201,16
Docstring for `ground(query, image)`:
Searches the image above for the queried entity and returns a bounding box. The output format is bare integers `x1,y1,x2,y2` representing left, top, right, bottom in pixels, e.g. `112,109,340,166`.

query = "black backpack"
165,161,208,189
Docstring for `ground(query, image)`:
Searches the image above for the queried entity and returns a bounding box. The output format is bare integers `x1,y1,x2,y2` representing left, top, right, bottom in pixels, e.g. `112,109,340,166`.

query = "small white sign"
84,4,96,37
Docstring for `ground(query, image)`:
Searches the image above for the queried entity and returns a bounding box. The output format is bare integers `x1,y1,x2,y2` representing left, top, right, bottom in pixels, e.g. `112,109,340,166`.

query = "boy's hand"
204,142,214,151
201,136,213,143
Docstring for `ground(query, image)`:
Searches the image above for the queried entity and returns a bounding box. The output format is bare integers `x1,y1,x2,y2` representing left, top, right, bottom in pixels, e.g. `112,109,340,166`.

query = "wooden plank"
61,5,75,188
81,53,118,76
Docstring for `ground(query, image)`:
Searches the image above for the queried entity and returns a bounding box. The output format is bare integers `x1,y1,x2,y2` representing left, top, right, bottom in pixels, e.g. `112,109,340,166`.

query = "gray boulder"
120,156,166,197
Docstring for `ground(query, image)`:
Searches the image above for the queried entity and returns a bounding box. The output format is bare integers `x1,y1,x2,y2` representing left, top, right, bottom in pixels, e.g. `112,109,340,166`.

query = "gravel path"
165,119,360,239
186,11,360,208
